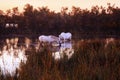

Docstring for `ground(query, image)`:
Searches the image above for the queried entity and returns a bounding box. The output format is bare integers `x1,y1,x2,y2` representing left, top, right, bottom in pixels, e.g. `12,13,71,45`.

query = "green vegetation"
1,39,120,80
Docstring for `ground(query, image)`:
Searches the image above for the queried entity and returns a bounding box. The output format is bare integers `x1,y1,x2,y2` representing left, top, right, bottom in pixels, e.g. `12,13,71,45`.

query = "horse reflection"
52,42,74,60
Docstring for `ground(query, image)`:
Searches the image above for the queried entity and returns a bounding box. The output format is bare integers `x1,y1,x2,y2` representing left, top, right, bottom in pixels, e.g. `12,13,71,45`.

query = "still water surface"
0,37,74,76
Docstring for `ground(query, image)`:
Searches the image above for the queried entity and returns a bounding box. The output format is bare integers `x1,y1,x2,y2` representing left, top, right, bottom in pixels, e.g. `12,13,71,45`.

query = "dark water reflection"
0,37,74,76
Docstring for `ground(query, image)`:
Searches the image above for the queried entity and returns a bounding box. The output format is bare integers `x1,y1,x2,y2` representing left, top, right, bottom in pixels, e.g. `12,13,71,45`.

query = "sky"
0,0,120,12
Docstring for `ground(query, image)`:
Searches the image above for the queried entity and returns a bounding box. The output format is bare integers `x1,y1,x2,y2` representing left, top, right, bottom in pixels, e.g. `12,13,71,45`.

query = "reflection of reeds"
1,39,120,80
0,42,27,79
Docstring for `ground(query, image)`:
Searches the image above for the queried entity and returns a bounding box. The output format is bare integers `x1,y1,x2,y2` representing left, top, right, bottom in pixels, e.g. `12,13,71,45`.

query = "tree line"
0,3,120,39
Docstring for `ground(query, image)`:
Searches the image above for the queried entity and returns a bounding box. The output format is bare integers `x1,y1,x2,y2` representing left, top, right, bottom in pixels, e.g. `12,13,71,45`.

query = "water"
52,42,74,60
0,37,74,76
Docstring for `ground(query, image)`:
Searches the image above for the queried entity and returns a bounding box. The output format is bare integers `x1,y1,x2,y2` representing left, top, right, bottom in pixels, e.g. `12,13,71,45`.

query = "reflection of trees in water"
0,44,27,76
0,37,29,76
0,37,74,76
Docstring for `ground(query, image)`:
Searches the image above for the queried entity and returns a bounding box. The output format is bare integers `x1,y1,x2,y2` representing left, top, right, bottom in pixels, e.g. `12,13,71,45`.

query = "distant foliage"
0,3,120,38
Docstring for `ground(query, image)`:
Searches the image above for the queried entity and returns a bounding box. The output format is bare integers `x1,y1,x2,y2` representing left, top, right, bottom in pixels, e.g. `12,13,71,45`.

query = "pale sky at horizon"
0,0,120,12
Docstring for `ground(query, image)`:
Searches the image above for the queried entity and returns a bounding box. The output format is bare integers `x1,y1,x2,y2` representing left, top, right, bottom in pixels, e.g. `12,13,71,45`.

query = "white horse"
59,32,72,43
39,35,60,46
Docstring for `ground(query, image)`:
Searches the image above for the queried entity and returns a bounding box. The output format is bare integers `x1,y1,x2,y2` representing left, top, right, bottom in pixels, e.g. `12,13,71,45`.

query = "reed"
1,39,120,80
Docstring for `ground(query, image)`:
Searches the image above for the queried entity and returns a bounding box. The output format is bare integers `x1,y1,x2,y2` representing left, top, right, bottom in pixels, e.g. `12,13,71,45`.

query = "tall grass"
1,39,120,80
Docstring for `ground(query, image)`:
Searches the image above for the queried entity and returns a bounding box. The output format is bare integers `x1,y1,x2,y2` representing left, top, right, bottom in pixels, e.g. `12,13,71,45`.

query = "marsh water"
0,36,74,76
0,36,116,77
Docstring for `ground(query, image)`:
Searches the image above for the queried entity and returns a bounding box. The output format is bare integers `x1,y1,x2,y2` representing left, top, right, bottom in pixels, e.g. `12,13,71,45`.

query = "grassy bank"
1,39,120,80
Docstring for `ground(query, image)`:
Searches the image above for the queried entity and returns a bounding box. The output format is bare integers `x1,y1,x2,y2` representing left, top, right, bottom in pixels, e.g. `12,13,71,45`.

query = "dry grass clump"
1,39,120,80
